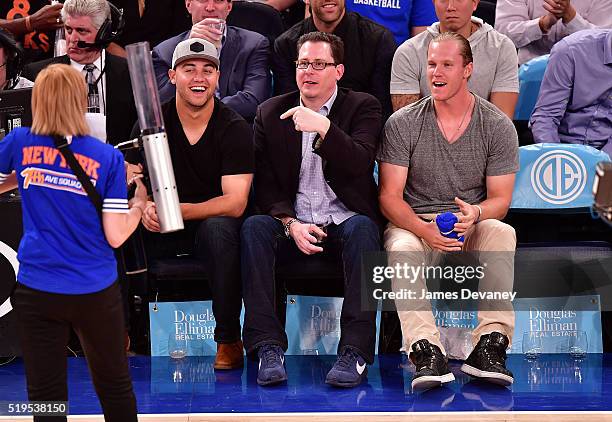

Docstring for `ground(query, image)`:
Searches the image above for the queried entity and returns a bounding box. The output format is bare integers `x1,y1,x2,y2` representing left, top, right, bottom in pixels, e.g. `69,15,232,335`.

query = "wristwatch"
284,218,299,238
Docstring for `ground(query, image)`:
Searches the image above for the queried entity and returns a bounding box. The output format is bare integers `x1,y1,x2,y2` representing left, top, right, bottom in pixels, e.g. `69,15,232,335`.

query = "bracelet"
283,218,299,238
474,204,482,223
25,16,33,32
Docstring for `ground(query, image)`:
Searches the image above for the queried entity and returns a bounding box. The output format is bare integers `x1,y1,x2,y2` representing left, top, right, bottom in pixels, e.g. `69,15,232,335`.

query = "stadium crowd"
0,0,610,418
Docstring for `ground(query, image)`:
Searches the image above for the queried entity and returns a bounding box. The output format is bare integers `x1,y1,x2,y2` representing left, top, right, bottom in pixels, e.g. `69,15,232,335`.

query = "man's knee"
201,216,241,233
198,216,242,244
341,215,380,245
475,220,516,251
383,225,424,252
240,215,279,244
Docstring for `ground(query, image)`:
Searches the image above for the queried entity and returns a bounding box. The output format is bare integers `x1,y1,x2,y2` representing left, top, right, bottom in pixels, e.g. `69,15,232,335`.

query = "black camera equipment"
593,161,612,226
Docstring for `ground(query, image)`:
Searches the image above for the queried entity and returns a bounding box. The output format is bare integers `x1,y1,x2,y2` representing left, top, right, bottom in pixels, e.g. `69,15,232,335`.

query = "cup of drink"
168,333,187,359
568,330,588,360
314,224,328,245
436,212,464,242
522,331,542,360
207,18,226,34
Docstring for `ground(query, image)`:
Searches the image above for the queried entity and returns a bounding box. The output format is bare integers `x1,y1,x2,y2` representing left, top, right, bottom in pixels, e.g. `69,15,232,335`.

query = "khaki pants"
384,215,516,356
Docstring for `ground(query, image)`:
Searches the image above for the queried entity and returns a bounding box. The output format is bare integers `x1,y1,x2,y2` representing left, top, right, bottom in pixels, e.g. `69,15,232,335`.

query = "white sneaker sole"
461,363,514,386
411,372,455,392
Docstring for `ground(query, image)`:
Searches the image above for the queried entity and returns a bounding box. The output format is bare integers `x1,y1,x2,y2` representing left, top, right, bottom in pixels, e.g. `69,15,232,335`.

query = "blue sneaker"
325,347,368,388
257,344,287,386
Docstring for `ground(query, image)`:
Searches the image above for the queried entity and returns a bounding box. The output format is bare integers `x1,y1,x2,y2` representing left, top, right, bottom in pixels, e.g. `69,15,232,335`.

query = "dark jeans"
241,214,381,363
11,282,137,422
146,216,243,343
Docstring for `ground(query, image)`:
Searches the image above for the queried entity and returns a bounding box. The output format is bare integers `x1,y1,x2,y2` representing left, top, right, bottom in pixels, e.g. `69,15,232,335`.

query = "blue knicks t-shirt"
0,128,128,294
346,0,437,44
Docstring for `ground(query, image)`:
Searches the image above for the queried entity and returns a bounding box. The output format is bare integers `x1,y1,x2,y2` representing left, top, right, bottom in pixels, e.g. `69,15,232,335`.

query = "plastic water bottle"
435,212,464,242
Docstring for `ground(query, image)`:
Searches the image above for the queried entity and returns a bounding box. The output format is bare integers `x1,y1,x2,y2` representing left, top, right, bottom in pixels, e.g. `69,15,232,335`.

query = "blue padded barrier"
511,143,611,210
514,55,549,121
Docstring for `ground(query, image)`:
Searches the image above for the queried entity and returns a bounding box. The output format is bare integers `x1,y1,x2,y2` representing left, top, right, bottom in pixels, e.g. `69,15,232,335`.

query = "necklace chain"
437,94,474,143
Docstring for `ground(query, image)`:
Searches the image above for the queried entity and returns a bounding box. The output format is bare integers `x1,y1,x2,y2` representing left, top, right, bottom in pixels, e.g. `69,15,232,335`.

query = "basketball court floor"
0,354,611,421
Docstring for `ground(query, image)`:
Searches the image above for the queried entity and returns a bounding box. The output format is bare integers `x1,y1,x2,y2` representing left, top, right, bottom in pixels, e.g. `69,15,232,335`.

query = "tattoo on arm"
391,94,421,112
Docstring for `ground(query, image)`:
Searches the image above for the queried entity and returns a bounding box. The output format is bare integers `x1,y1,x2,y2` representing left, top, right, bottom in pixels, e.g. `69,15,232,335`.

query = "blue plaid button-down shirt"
294,86,356,225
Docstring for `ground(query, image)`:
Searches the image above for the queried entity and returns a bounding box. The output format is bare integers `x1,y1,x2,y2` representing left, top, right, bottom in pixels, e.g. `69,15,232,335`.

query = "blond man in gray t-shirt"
378,33,519,392
390,0,519,119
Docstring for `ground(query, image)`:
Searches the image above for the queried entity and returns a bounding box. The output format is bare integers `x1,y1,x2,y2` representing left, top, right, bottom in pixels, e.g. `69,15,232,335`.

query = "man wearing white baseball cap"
171,37,221,69
130,38,254,370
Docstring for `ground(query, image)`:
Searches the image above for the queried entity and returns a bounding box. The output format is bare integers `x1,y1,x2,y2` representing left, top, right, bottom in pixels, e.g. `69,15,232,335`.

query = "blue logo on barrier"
530,150,587,205
511,143,610,209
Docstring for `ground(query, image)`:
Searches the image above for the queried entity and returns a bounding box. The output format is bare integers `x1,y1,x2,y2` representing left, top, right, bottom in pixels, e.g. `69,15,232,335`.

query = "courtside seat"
507,143,611,243
507,144,612,351
276,256,343,286
148,257,206,283
513,55,549,146
510,143,610,212
144,238,345,319
142,247,349,354
275,254,344,326
147,254,344,301
133,257,209,353
514,55,549,122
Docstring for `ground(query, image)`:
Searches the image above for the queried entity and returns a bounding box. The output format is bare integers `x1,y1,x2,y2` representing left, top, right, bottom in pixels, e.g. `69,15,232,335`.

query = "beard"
313,5,344,24
179,87,215,110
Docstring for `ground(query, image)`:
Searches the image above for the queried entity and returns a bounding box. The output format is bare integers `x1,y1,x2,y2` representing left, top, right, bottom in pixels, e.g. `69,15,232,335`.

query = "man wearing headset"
22,0,137,147
0,28,33,90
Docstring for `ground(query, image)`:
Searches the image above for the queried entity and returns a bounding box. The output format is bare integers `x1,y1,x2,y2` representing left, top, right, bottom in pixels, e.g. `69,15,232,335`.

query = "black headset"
76,1,125,49
0,27,24,90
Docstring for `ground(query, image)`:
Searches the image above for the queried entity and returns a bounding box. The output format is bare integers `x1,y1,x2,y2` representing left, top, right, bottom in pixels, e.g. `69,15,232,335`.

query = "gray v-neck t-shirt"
377,95,519,214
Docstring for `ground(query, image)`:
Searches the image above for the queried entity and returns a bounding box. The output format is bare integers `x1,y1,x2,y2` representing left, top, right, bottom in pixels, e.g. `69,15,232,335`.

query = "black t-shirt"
130,98,254,204
0,0,56,63
109,0,191,48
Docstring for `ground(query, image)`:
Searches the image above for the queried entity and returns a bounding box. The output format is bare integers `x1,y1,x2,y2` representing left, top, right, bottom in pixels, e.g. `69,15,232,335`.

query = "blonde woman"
0,64,144,421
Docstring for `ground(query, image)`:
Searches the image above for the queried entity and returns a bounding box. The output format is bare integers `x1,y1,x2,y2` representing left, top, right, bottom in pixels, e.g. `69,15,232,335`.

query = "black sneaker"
461,332,514,386
257,344,287,386
325,347,368,388
410,339,455,392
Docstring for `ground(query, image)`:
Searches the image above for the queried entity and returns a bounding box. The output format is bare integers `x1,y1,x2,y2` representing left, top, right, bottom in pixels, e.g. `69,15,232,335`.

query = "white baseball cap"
172,38,220,69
